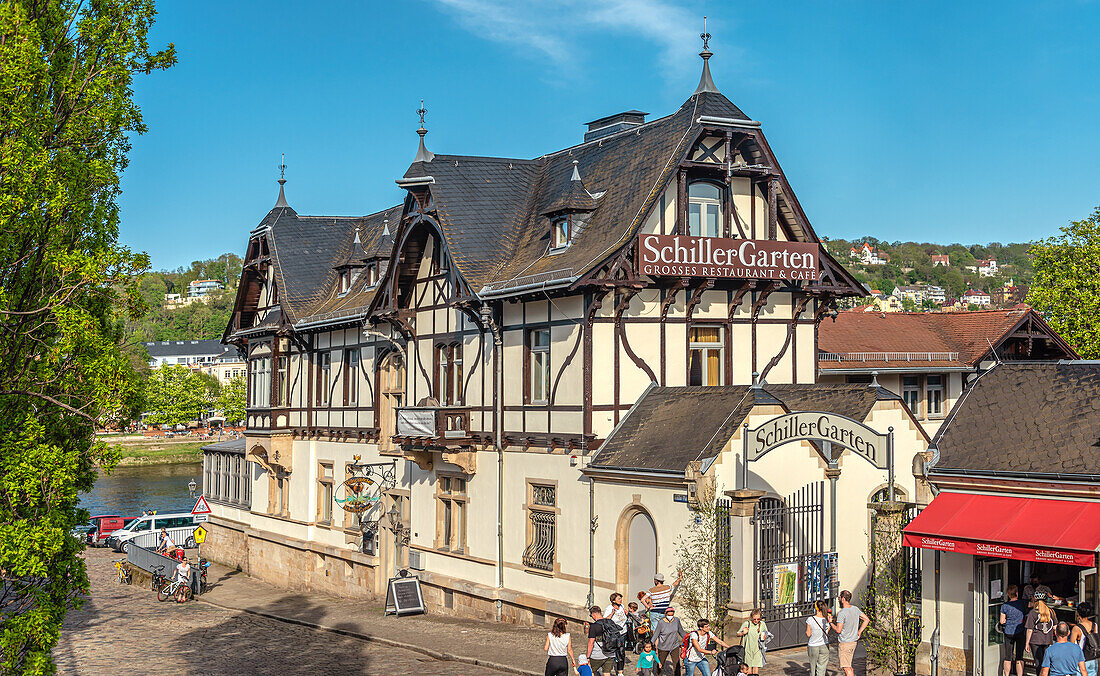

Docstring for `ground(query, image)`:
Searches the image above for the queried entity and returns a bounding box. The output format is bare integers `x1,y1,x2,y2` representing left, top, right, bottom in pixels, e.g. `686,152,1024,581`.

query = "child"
575,653,593,676
636,640,657,676
627,602,648,652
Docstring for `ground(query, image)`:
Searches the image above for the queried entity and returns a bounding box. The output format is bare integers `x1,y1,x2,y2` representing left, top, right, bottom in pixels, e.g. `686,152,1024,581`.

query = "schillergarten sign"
746,412,888,469
639,235,819,281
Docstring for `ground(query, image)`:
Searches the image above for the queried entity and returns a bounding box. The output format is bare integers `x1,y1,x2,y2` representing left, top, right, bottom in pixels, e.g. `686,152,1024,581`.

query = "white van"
107,512,199,552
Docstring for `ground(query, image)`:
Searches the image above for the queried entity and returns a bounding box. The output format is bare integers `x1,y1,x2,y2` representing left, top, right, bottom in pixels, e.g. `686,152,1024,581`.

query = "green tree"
0,1,174,671
218,375,246,424
674,480,729,637
1029,207,1100,357
144,365,213,427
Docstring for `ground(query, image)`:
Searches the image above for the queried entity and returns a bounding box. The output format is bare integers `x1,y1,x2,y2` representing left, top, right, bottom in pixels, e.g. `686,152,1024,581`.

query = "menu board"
385,576,425,616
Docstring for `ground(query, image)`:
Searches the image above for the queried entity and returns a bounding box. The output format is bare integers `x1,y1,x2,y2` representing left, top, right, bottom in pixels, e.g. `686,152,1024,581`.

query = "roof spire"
694,16,720,95
353,225,361,245
413,99,435,163
571,159,582,182
274,153,290,208
382,218,390,238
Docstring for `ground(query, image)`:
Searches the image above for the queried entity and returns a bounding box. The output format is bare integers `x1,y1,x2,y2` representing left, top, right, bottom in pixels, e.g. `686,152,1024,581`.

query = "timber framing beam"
685,278,716,321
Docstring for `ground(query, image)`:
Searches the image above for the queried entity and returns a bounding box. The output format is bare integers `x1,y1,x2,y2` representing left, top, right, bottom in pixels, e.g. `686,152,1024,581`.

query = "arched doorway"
626,512,657,598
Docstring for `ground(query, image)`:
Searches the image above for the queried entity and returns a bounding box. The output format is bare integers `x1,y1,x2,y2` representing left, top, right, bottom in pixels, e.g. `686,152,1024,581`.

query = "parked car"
85,515,136,547
106,512,201,552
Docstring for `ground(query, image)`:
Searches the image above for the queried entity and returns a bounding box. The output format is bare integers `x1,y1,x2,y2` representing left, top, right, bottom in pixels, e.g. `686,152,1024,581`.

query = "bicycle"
150,564,166,592
157,577,192,603
197,558,210,594
113,559,131,585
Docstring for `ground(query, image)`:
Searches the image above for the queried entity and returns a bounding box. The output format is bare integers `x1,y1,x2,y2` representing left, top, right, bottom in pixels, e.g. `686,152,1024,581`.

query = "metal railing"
522,510,556,571
818,351,959,363
126,544,202,594
125,526,201,550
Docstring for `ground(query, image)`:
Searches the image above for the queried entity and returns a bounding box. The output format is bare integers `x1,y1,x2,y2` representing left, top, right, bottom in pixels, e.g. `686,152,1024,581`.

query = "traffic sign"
193,525,208,544
191,496,212,515
193,514,208,523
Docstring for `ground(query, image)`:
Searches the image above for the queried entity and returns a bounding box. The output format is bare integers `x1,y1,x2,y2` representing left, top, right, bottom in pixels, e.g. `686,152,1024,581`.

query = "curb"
197,596,541,676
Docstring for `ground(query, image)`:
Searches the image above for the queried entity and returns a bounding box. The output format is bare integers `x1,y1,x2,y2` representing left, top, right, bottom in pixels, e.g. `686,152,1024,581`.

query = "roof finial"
274,153,289,208
353,224,361,245
571,159,582,182
382,218,390,237
413,99,435,163
694,16,720,95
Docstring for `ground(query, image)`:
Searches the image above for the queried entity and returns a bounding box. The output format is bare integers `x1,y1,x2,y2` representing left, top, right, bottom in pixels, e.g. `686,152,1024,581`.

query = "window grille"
523,510,557,571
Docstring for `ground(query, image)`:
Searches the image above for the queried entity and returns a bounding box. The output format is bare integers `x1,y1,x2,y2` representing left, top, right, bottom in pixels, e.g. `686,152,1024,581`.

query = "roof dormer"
543,160,600,253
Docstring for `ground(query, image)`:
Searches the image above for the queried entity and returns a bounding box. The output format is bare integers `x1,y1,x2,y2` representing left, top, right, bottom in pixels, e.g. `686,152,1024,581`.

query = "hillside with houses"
823,237,1034,311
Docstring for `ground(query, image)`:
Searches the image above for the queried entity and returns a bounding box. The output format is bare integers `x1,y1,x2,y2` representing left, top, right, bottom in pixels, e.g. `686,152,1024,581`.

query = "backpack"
597,618,622,654
1083,624,1100,662
682,630,708,661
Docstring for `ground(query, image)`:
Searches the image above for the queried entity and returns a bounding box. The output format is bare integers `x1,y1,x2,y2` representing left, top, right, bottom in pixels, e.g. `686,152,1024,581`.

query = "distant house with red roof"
849,242,888,265
817,308,1076,435
930,254,950,267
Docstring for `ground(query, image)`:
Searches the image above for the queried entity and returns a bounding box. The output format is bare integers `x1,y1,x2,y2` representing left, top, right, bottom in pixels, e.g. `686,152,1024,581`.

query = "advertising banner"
902,533,1096,567
773,562,800,606
638,235,819,281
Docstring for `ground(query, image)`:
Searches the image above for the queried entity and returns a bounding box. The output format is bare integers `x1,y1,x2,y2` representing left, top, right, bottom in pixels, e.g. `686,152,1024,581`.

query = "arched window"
688,182,724,238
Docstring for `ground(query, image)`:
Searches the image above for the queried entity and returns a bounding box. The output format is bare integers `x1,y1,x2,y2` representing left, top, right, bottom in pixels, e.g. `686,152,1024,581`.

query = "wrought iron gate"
715,497,732,612
753,482,837,649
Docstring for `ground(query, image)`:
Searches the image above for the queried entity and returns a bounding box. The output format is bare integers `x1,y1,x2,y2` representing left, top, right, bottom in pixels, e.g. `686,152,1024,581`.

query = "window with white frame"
688,325,723,386
249,357,271,407
688,182,724,238
203,451,250,507
275,356,289,407
926,375,944,417
318,352,332,406
344,349,359,406
551,216,570,250
527,328,551,403
437,342,463,406
364,263,379,288
339,269,351,293
902,376,920,417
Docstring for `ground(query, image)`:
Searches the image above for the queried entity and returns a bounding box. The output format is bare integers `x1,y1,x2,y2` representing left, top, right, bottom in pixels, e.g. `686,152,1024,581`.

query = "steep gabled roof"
588,383,895,473
818,308,1077,371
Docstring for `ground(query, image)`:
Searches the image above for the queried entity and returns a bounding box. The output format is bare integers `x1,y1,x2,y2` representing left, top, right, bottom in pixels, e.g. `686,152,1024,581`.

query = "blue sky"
123,1,1100,270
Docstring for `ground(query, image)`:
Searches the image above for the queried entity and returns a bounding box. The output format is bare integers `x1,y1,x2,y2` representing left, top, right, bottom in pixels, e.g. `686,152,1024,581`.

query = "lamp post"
188,479,197,499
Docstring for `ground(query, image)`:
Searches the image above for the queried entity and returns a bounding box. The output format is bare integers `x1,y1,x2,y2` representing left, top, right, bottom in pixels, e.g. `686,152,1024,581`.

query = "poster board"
384,575,425,616
773,562,800,606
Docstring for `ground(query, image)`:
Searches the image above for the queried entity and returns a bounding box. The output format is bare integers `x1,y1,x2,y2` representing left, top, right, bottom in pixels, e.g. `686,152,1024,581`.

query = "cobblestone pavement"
57,548,868,675
55,548,502,675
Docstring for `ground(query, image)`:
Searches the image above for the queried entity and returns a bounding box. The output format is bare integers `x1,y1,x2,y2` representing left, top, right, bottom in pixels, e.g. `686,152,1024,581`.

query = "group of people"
541,571,871,676
999,574,1099,676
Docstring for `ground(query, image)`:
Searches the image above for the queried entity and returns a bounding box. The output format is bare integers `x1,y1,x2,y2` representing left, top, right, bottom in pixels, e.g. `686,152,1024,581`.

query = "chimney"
584,110,648,142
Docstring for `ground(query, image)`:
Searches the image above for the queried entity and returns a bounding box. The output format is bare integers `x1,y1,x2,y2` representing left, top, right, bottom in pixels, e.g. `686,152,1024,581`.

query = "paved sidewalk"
196,557,867,675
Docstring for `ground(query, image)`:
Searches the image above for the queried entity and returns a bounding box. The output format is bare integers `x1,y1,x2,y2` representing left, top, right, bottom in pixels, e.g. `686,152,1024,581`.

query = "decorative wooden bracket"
751,282,779,320
685,278,716,321
728,281,756,322
814,298,838,323
661,279,689,320
613,289,639,325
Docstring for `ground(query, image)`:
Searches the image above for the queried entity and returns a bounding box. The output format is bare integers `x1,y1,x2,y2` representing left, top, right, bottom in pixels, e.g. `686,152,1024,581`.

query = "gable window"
688,182,724,238
527,328,551,404
902,376,920,417
688,326,723,386
318,352,332,406
926,375,944,417
364,263,379,288
436,342,464,406
551,216,570,250
343,349,359,406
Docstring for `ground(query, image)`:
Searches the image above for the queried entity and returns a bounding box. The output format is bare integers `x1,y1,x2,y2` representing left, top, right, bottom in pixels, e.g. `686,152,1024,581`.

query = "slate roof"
931,362,1100,477
818,308,1073,370
589,383,897,473
262,204,401,324
144,339,238,359
200,437,245,454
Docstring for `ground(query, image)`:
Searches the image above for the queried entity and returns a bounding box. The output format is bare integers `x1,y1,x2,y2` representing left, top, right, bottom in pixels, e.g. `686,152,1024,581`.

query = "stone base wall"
916,641,970,676
201,516,588,627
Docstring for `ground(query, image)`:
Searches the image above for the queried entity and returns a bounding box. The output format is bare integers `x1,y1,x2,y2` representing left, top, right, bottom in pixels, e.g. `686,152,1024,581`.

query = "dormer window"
339,270,351,294
551,216,571,250
688,181,724,238
364,263,379,288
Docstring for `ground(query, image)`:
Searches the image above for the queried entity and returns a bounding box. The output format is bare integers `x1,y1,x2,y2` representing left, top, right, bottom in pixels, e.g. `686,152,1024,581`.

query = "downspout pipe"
480,304,505,622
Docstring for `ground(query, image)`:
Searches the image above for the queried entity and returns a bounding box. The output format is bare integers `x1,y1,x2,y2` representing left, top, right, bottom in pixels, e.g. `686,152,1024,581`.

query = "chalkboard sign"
384,575,425,616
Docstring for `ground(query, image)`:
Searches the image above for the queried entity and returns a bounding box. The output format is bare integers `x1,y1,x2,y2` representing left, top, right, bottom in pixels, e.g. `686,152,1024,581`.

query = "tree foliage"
143,365,216,427
1028,207,1100,358
217,375,246,424
674,481,729,637
0,1,173,671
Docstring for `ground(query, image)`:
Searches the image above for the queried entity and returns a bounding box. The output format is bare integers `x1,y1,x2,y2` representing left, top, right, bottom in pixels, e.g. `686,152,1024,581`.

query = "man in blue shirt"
1000,585,1029,676
1041,622,1087,676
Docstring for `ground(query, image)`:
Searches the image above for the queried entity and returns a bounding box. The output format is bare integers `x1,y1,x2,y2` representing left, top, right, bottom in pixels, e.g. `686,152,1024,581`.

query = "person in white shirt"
805,600,832,676
156,528,176,554
686,618,730,676
174,558,192,601
543,617,576,676
603,593,629,675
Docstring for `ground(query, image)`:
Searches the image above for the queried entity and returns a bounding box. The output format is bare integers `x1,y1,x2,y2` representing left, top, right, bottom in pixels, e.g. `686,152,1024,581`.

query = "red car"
82,515,136,547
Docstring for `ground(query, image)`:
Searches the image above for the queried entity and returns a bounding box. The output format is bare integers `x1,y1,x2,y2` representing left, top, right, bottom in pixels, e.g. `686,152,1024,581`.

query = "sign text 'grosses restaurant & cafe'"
638,235,820,281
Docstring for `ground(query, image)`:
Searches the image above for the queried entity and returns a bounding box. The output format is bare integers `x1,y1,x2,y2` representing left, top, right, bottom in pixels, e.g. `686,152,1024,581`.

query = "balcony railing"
395,406,471,442
818,351,959,363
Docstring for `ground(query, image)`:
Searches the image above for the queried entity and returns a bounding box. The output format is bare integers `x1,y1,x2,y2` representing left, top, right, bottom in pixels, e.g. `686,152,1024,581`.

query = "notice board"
384,575,425,616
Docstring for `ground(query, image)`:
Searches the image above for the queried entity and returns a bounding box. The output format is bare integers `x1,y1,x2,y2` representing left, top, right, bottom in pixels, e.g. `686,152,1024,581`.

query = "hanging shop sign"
745,412,889,469
638,235,819,281
335,476,378,514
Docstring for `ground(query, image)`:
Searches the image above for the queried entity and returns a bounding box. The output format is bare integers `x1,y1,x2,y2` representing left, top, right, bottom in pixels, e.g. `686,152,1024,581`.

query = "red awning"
903,493,1100,567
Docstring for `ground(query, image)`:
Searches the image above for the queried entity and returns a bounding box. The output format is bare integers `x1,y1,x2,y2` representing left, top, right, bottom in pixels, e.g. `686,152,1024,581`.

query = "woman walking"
544,617,575,676
1070,602,1099,676
1025,594,1055,676
805,600,831,676
735,609,769,674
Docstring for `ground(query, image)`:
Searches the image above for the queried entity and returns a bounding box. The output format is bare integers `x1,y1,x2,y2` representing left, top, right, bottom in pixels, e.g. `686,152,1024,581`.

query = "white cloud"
431,0,715,81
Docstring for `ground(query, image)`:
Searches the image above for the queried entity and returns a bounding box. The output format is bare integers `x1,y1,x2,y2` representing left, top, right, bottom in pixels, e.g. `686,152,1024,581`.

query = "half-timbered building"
204,41,932,635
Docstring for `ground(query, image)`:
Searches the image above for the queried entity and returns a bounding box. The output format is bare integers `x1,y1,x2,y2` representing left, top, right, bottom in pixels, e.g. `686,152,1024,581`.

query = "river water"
79,463,203,517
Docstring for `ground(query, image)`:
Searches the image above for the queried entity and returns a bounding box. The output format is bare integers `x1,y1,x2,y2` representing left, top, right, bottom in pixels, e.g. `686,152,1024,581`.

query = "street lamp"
188,478,197,498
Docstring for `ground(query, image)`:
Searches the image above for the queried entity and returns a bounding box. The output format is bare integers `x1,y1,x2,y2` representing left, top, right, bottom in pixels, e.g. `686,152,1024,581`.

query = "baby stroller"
714,645,746,675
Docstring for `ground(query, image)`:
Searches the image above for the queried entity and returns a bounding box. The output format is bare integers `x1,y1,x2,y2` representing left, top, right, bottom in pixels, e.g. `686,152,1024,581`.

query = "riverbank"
116,440,204,465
